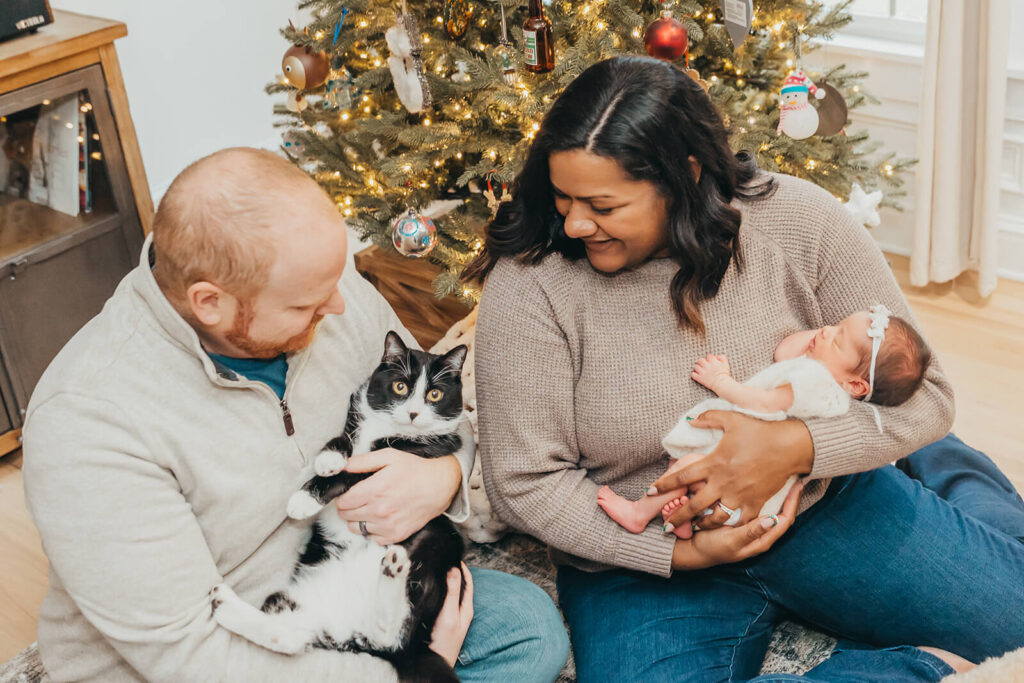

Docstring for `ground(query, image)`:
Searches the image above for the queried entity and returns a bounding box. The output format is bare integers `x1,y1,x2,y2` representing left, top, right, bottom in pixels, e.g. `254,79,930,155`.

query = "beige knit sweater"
475,172,954,579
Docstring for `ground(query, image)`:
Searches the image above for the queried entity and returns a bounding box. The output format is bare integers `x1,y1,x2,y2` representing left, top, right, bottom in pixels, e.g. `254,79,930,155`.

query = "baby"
598,305,932,539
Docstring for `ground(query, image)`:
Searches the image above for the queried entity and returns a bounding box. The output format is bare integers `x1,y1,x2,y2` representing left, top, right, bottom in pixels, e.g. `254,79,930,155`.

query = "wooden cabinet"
0,11,151,453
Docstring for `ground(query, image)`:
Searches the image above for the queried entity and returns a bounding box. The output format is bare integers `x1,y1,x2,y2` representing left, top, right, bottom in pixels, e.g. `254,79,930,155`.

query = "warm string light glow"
289,3,871,297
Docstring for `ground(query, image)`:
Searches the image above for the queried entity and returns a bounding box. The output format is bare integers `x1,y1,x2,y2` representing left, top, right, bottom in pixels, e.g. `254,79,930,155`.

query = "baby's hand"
692,354,731,392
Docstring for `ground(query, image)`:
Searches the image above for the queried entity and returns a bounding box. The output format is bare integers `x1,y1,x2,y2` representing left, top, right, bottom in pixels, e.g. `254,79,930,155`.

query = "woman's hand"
652,411,813,531
430,563,474,667
334,449,462,545
671,482,802,570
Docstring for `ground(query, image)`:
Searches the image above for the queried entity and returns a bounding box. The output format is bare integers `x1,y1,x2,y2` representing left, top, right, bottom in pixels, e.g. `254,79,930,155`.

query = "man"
22,148,569,682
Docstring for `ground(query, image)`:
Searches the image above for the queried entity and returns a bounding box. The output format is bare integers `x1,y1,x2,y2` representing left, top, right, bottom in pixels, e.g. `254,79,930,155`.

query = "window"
841,0,929,44
848,0,927,21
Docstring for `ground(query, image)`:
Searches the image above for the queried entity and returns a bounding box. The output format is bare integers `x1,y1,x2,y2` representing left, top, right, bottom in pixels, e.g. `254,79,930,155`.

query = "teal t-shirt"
208,352,288,399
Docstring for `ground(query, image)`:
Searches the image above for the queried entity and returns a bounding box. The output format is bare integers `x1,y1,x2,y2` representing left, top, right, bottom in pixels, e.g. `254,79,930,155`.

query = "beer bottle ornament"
522,0,554,73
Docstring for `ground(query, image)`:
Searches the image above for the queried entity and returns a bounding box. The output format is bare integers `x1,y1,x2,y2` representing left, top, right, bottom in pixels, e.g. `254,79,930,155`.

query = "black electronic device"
0,0,54,43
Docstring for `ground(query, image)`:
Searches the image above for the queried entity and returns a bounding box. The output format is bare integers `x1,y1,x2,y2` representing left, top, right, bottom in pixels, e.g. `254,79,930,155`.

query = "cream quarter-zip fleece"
22,235,473,682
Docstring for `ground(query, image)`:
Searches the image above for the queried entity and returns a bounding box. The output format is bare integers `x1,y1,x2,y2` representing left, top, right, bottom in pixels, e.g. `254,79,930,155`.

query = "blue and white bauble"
391,208,437,257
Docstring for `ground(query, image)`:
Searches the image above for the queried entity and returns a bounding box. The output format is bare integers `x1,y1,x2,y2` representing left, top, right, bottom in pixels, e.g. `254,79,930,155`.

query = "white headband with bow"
864,304,892,403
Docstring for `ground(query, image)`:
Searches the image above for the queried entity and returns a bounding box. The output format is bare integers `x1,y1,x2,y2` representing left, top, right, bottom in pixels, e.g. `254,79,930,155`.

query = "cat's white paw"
314,449,347,477
210,583,231,615
286,491,323,520
381,545,410,579
210,583,247,627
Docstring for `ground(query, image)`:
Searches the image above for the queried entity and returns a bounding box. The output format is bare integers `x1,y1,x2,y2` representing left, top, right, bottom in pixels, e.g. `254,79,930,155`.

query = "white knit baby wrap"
661,357,851,518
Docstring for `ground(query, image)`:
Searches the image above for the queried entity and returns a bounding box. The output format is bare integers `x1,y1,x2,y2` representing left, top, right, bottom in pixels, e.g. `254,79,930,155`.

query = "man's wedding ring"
717,502,743,527
358,521,369,537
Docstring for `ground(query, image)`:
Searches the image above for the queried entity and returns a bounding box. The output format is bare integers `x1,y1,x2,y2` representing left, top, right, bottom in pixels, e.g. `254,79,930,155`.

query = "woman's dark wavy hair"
462,56,775,334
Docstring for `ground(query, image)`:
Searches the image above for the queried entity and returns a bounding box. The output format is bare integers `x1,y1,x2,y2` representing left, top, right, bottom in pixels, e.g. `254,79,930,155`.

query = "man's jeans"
456,568,570,682
557,434,1024,682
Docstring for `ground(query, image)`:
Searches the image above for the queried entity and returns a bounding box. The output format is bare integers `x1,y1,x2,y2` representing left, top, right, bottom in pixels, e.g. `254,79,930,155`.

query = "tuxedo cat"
211,331,470,683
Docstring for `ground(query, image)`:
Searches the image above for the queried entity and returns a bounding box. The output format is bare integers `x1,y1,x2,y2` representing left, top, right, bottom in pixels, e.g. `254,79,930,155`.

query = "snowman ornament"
777,69,826,140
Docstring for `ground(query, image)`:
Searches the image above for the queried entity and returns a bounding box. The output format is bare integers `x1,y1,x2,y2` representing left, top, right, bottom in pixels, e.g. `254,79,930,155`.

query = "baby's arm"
692,355,794,414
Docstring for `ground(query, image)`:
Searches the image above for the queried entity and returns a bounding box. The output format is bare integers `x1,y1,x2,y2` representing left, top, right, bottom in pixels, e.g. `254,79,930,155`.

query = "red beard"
225,300,323,359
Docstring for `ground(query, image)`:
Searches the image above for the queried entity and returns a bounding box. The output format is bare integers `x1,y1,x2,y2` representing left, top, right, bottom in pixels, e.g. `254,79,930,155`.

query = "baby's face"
774,311,878,398
805,311,873,391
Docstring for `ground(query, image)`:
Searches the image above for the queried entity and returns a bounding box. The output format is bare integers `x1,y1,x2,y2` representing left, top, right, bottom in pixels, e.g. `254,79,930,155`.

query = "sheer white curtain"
911,0,1011,296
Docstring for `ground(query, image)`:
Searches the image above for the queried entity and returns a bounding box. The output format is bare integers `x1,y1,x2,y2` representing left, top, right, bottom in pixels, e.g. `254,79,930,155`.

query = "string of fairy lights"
277,0,902,298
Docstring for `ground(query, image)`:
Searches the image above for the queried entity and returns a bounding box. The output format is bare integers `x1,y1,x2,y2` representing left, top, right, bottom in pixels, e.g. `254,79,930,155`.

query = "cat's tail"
392,649,458,683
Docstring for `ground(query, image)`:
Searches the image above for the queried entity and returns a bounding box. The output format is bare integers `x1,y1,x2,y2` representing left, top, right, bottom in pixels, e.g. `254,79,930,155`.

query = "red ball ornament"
643,11,688,61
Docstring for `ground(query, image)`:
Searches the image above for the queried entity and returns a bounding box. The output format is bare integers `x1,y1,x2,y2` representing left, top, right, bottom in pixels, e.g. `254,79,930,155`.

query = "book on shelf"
1,92,96,217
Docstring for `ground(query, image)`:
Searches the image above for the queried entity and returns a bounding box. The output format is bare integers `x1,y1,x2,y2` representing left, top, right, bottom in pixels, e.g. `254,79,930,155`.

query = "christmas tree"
270,0,911,303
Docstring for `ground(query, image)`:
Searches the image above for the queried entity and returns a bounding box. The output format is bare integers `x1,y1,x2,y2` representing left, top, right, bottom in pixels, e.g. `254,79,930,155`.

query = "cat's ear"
439,344,467,376
382,331,408,363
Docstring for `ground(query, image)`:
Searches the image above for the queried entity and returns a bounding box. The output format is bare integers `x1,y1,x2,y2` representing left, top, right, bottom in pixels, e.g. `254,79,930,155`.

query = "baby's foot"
598,485,651,534
662,497,694,540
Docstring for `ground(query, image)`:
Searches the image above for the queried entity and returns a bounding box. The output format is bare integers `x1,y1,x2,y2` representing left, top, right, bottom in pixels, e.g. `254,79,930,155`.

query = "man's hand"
652,411,813,531
334,449,462,545
671,481,801,570
430,563,474,667
692,354,732,394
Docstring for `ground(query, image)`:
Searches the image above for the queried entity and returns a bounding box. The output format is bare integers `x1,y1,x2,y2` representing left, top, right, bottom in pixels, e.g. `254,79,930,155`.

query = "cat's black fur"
211,332,468,683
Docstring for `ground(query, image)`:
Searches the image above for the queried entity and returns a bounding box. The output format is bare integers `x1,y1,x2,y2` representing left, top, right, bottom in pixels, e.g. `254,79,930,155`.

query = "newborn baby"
599,305,931,539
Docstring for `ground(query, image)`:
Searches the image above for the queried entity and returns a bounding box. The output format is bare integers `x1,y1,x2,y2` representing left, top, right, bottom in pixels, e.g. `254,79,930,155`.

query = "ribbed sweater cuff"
805,413,864,480
612,524,678,578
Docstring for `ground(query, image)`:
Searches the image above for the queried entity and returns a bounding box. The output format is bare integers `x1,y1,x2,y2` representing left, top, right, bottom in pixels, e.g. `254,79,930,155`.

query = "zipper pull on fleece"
280,399,295,436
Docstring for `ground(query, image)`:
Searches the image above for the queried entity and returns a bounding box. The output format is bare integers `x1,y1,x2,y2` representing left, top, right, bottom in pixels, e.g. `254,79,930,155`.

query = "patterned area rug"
0,533,836,683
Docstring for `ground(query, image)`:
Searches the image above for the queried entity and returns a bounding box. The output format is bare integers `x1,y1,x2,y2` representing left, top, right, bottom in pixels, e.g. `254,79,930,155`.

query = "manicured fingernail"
662,522,674,534
702,508,714,516
760,515,779,529
685,416,694,421
646,485,659,496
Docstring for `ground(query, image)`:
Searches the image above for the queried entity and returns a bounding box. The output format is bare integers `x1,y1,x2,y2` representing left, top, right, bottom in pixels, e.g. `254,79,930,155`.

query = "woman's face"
549,149,669,273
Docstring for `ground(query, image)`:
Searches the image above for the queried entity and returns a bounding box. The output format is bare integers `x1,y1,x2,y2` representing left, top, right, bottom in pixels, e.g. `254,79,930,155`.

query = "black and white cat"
210,331,470,683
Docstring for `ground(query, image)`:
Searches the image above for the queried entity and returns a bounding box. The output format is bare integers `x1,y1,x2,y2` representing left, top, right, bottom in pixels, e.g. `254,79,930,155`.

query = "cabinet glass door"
0,65,142,421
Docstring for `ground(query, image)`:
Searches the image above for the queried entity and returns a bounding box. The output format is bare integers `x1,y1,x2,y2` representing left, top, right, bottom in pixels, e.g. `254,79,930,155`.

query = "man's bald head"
152,147,339,306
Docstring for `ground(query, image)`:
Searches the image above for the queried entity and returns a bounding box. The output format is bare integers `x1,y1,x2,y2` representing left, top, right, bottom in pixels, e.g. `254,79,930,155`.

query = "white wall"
51,0,300,200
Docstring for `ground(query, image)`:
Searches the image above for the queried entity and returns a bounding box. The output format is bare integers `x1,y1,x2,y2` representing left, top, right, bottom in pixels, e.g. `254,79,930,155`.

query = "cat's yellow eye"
427,389,444,403
392,381,408,395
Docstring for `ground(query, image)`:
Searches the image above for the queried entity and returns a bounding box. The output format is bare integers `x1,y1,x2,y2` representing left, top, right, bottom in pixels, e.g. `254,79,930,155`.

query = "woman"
468,56,1024,681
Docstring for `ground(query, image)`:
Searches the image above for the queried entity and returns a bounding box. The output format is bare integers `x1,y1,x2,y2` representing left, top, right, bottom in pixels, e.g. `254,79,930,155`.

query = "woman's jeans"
557,434,1024,682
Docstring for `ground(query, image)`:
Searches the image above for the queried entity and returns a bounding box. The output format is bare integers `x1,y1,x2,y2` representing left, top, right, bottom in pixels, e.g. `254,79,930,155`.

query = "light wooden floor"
1,256,1023,663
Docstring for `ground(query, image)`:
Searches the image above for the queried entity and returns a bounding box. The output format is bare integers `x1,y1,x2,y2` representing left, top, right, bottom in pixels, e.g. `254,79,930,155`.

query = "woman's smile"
583,238,616,252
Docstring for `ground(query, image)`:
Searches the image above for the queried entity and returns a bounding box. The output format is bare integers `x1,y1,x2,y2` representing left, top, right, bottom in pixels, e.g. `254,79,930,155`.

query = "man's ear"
688,155,702,184
845,375,870,399
186,281,228,327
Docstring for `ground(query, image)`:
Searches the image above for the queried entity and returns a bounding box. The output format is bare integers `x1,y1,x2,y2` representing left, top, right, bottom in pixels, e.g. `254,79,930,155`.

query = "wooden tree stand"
354,244,472,350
